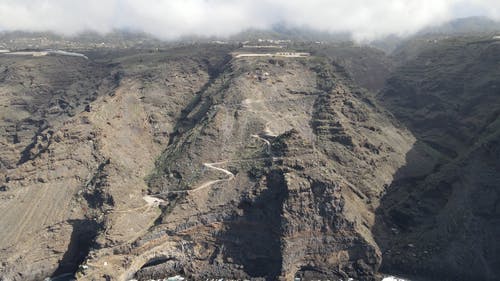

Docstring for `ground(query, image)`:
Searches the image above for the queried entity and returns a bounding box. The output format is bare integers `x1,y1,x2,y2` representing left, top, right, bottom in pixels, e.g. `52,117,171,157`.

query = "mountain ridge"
0,32,499,281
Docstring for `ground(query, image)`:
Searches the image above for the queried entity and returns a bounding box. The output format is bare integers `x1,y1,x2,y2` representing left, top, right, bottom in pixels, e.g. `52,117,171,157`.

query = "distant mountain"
368,34,405,54
419,16,500,35
369,17,500,55
229,24,351,43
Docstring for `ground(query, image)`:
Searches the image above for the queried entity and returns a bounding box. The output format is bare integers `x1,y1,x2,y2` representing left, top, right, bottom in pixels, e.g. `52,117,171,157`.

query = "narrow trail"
109,94,285,213
190,161,235,192
237,95,320,111
112,195,166,213
112,150,315,213
262,121,277,137
146,129,274,199
157,130,275,196
251,134,271,154
145,161,236,198
113,89,307,213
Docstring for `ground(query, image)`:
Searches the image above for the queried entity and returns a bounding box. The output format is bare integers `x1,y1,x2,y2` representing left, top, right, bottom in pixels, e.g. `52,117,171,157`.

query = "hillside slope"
0,45,233,280
78,54,412,280
0,45,414,281
3,38,497,281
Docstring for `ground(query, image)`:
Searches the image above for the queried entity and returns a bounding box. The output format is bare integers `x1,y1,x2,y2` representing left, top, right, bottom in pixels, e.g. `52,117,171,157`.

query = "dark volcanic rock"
5,37,497,281
376,37,500,281
96,55,413,281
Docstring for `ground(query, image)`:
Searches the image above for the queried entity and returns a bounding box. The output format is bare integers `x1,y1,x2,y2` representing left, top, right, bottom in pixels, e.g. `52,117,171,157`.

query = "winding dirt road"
191,161,235,192
124,95,282,208
251,134,271,154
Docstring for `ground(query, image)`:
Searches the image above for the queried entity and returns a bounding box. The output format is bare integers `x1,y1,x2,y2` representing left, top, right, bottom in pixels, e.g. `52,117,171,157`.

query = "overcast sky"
0,0,500,40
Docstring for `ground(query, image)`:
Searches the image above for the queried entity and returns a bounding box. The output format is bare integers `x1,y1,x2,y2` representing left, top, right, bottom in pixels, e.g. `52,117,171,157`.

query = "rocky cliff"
0,37,498,281
376,37,500,281
86,55,412,281
0,45,233,280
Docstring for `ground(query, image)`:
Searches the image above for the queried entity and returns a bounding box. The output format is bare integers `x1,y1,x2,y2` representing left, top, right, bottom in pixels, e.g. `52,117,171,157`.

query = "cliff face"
376,38,500,281
0,45,232,280
1,38,498,281
0,46,414,281
311,44,394,92
79,55,412,281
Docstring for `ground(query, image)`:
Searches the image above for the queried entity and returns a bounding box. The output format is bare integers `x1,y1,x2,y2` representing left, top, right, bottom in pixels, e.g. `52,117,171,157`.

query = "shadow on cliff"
214,169,287,281
373,135,500,281
372,137,453,280
51,219,100,277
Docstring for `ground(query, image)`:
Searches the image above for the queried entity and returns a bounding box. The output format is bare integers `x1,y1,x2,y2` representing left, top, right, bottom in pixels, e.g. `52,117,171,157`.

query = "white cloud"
0,0,499,40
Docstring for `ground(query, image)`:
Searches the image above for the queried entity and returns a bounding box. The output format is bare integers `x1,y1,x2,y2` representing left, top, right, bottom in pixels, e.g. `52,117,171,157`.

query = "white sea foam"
382,276,410,281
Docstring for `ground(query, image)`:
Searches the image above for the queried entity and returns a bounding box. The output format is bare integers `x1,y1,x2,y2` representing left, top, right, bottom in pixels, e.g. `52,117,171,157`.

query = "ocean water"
50,273,412,281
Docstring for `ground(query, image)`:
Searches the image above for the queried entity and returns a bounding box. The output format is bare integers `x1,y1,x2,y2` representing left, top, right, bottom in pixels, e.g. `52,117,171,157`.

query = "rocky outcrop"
75,54,412,281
